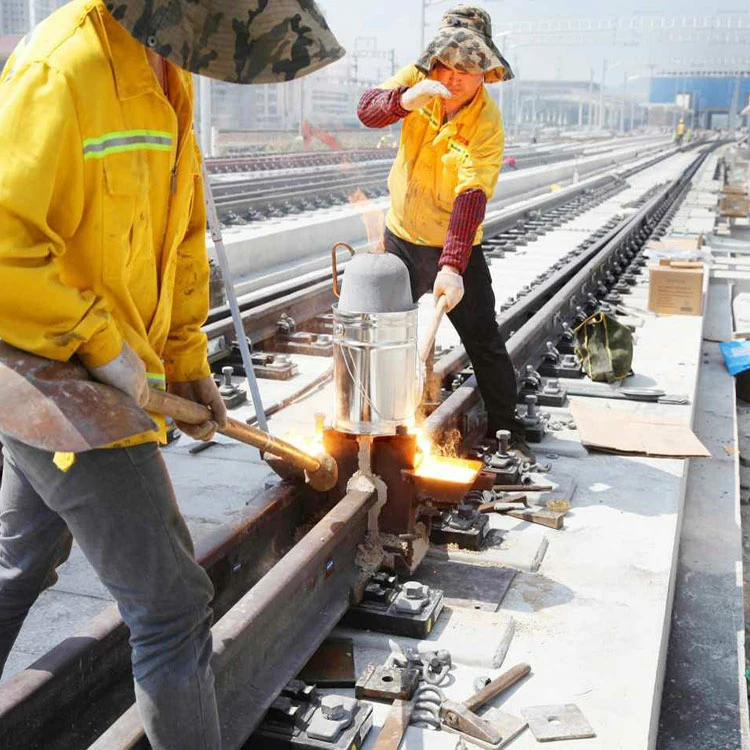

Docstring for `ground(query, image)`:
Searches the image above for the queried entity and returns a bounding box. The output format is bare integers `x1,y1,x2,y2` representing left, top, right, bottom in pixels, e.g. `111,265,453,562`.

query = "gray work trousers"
0,435,220,750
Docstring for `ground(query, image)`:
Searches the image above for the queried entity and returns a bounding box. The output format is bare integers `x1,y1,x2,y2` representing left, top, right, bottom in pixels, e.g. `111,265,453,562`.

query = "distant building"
649,73,750,129
1,0,69,35
211,59,368,132
1,0,27,35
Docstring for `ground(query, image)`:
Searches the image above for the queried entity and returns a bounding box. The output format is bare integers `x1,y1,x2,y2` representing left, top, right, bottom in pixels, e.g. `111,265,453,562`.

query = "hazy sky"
317,1,750,86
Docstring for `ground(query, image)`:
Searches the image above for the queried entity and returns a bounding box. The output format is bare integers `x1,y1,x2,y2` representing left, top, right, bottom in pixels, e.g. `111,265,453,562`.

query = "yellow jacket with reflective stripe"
378,64,504,247
0,0,211,444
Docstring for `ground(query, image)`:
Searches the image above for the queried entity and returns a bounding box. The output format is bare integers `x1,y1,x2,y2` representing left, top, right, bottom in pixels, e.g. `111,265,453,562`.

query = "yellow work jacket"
378,64,505,247
0,0,211,445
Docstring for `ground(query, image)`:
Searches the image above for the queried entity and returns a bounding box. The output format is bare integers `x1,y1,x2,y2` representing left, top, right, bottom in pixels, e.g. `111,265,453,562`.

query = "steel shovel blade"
0,341,157,453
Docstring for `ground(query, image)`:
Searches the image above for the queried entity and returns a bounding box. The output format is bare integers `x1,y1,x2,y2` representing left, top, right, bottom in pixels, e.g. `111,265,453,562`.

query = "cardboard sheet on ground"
570,400,710,458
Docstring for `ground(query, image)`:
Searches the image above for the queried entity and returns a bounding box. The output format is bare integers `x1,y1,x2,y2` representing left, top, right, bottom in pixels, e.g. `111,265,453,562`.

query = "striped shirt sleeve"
357,87,410,128
439,189,488,274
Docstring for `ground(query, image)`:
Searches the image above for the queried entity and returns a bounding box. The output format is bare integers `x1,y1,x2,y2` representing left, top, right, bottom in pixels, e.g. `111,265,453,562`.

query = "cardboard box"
647,259,704,316
647,236,703,252
719,194,750,218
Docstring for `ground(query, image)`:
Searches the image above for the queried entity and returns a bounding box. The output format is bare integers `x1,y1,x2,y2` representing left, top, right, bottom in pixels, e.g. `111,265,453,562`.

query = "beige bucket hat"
106,0,345,84
415,4,513,83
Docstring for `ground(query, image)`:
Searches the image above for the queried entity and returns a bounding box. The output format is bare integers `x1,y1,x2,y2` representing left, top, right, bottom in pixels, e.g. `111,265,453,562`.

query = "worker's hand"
88,342,149,406
168,377,228,441
433,265,464,312
401,80,451,112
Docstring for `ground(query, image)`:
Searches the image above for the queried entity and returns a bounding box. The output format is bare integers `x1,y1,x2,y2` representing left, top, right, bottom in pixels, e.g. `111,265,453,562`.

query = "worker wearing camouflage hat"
358,5,530,455
0,1,341,748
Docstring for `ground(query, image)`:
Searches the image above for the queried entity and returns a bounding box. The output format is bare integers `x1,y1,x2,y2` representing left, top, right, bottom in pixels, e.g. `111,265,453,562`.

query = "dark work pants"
384,228,525,437
0,437,220,750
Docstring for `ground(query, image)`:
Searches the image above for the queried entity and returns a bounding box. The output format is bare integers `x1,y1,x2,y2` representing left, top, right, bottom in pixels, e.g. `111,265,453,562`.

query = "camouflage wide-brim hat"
106,0,345,84
416,5,513,84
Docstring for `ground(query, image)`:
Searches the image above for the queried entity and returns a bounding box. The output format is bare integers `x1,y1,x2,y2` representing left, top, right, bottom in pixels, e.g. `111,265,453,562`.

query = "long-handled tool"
201,162,268,432
144,389,337,491
0,341,338,491
440,662,531,747
418,296,448,403
419,296,448,365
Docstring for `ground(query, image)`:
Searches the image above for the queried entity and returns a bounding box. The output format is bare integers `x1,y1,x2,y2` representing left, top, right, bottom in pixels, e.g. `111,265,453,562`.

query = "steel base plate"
431,514,490,551
354,663,420,701
252,694,373,750
521,704,596,742
343,588,444,639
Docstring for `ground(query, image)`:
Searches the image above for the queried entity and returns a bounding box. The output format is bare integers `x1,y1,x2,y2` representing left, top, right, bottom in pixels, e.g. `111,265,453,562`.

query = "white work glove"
168,377,228,441
401,80,451,112
433,265,465,312
88,342,149,407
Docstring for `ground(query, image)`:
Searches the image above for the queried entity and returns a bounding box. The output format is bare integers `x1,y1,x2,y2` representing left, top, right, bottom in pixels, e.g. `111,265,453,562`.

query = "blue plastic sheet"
719,340,750,376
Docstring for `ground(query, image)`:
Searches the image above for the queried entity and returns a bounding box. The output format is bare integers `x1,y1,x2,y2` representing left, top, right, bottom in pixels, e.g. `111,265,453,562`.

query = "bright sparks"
282,431,324,457
409,426,480,485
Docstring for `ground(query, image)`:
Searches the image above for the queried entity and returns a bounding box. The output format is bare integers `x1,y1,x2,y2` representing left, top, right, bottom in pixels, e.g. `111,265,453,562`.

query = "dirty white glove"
89,342,149,406
433,265,465,312
168,377,228,441
401,80,451,112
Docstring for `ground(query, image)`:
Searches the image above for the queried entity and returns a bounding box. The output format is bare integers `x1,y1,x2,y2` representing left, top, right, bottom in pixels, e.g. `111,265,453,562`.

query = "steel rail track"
0,142,713,750
204,144,557,175
209,161,393,198
209,147,598,220
424,146,714,442
202,143,684,355
205,148,398,174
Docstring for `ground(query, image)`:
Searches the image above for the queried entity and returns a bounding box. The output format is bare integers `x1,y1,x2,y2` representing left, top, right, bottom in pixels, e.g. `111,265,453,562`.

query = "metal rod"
201,161,268,432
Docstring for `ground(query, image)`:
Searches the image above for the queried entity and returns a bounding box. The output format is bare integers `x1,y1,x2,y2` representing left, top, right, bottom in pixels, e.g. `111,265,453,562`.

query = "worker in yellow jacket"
358,5,529,454
675,117,686,147
0,1,342,747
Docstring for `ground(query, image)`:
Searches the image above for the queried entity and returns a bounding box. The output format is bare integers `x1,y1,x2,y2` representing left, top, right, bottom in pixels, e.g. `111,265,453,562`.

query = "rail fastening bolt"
495,430,511,454
404,581,427,600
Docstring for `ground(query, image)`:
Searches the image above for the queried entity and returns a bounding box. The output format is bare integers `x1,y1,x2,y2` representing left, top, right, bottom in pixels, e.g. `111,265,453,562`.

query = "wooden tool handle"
464,663,531,712
373,699,413,750
419,296,448,364
145,389,320,474
146,388,213,424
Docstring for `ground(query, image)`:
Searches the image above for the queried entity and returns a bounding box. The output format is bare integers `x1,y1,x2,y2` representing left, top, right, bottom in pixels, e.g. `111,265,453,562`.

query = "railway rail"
208,141,638,221
0,140,719,750
203,141,685,357
205,148,398,173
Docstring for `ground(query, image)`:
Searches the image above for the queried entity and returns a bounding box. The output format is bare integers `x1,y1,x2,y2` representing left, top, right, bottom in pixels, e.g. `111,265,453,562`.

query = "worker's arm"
438,118,505,274
357,64,423,129
162,136,212,383
0,61,123,367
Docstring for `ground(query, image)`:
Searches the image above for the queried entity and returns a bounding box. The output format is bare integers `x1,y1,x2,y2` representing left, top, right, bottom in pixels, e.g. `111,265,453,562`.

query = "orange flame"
349,188,386,254
281,430,325,457
409,426,479,484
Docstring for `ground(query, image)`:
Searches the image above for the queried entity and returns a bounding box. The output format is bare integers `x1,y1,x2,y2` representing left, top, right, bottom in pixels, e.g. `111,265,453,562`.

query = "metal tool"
0,341,156,453
440,663,531,746
201,162,268,431
419,296,448,364
0,341,338,491
146,389,338,491
373,699,414,750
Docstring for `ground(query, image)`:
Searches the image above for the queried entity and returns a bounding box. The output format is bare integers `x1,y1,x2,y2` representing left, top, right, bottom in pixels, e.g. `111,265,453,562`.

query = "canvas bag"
573,312,633,383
